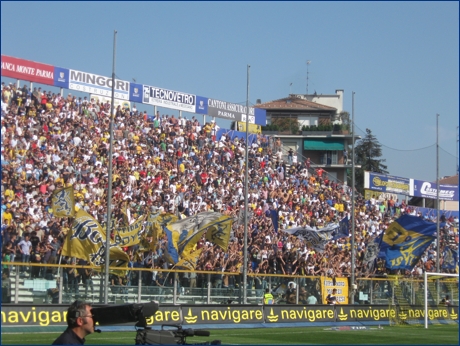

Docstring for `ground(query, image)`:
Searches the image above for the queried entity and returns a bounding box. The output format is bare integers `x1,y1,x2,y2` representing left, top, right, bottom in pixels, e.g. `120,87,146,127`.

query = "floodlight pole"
436,114,440,275
350,91,356,304
104,30,117,304
243,65,250,304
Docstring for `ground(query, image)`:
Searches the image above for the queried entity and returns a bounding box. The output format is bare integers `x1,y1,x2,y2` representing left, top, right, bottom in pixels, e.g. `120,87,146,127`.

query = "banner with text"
206,98,255,123
411,180,458,201
1,55,55,86
364,171,412,196
143,85,197,113
68,69,130,100
1,304,456,327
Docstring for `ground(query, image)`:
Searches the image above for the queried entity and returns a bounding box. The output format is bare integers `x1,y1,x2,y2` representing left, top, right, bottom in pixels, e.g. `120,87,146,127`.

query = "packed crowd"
1,81,458,298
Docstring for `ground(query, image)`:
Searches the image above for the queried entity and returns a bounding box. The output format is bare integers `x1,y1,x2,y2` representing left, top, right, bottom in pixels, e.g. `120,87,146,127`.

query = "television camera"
90,302,221,345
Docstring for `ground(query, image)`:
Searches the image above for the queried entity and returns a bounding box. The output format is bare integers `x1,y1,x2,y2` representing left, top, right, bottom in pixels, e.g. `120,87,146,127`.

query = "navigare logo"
183,306,263,324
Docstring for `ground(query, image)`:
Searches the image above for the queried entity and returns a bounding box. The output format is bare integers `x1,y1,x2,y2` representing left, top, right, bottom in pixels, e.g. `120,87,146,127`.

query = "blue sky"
1,1,458,182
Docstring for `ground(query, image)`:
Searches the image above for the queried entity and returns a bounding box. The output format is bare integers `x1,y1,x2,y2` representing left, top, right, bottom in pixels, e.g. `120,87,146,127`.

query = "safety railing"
1,262,457,306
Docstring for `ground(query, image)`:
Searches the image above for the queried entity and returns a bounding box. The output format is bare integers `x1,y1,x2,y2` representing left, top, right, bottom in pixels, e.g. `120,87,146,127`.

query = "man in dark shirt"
52,300,95,345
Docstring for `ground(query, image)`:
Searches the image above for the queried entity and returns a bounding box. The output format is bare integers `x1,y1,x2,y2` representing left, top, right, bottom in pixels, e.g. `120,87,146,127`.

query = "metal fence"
2,262,457,307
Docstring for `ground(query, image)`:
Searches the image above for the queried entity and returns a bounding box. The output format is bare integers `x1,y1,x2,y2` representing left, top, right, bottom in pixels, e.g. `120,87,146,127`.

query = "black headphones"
67,300,85,322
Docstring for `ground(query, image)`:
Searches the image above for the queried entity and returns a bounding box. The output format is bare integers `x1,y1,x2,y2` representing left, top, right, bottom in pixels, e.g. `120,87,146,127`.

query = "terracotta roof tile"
439,175,458,185
254,97,336,111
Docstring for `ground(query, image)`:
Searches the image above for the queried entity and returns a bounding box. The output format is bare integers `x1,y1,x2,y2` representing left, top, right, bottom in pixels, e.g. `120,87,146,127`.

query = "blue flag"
380,215,436,270
270,209,279,233
442,247,458,270
331,216,349,240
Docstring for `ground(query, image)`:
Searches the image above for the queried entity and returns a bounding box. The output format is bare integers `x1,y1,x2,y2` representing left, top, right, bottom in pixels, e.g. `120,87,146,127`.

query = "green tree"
353,128,388,194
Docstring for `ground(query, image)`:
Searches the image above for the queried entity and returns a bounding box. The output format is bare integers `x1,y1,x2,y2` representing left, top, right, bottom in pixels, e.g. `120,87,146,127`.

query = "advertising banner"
53,67,69,89
320,277,349,304
364,171,412,196
207,98,255,123
69,69,130,100
143,85,196,112
1,55,55,86
129,83,143,104
411,180,459,201
181,305,264,325
195,96,208,114
263,305,336,323
1,304,457,327
364,189,397,202
235,121,261,134
90,94,131,112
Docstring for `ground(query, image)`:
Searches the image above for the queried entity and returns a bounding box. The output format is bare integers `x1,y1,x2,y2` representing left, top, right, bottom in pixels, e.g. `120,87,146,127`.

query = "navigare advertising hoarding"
364,171,412,196
411,180,459,201
143,85,198,113
68,69,130,100
1,55,55,86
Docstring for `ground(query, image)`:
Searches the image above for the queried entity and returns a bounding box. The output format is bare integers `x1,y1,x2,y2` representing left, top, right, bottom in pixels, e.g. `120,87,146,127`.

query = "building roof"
439,175,459,185
254,96,337,112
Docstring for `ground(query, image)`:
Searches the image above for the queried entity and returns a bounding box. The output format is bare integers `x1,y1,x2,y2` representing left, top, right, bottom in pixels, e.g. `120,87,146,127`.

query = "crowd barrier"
1,262,458,308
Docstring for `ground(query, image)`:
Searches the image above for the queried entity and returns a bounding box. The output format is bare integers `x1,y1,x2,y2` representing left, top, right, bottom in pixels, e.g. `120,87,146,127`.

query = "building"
254,90,360,184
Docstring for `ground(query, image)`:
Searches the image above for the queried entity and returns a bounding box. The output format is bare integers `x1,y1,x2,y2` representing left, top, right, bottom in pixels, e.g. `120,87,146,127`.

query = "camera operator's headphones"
67,300,85,325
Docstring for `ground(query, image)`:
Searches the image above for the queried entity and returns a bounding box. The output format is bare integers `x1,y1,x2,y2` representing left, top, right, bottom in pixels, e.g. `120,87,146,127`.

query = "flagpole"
242,65,250,304
350,91,356,304
104,30,117,305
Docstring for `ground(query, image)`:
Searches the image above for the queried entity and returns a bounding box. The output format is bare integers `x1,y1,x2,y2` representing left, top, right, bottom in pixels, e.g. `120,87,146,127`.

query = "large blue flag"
380,215,437,270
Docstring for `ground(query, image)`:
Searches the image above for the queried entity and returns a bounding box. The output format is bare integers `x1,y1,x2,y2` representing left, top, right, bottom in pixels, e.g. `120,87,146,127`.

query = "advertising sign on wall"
90,94,131,112
364,189,398,202
206,98,255,123
320,277,349,304
1,55,55,86
235,121,261,134
1,304,457,327
68,69,130,100
143,85,196,112
411,180,458,201
364,171,412,196
129,83,143,104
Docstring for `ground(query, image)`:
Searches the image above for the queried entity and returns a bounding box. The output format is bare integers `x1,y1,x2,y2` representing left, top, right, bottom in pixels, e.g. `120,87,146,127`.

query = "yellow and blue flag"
204,215,233,250
176,212,224,254
51,186,76,218
62,208,129,275
175,248,203,270
163,223,181,264
380,215,437,270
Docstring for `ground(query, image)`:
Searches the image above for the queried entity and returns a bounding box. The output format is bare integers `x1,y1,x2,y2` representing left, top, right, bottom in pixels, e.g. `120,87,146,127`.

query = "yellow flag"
175,248,203,270
51,186,76,218
148,213,178,250
114,215,145,247
62,208,129,275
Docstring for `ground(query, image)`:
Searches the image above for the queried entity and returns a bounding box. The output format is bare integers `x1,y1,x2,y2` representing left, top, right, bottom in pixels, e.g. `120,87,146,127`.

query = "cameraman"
52,300,95,345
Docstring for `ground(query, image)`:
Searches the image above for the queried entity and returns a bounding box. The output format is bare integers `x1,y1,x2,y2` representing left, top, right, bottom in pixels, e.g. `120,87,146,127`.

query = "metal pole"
243,65,250,304
436,114,440,274
436,114,440,303
104,30,117,304
138,268,142,303
424,271,428,328
350,91,356,304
